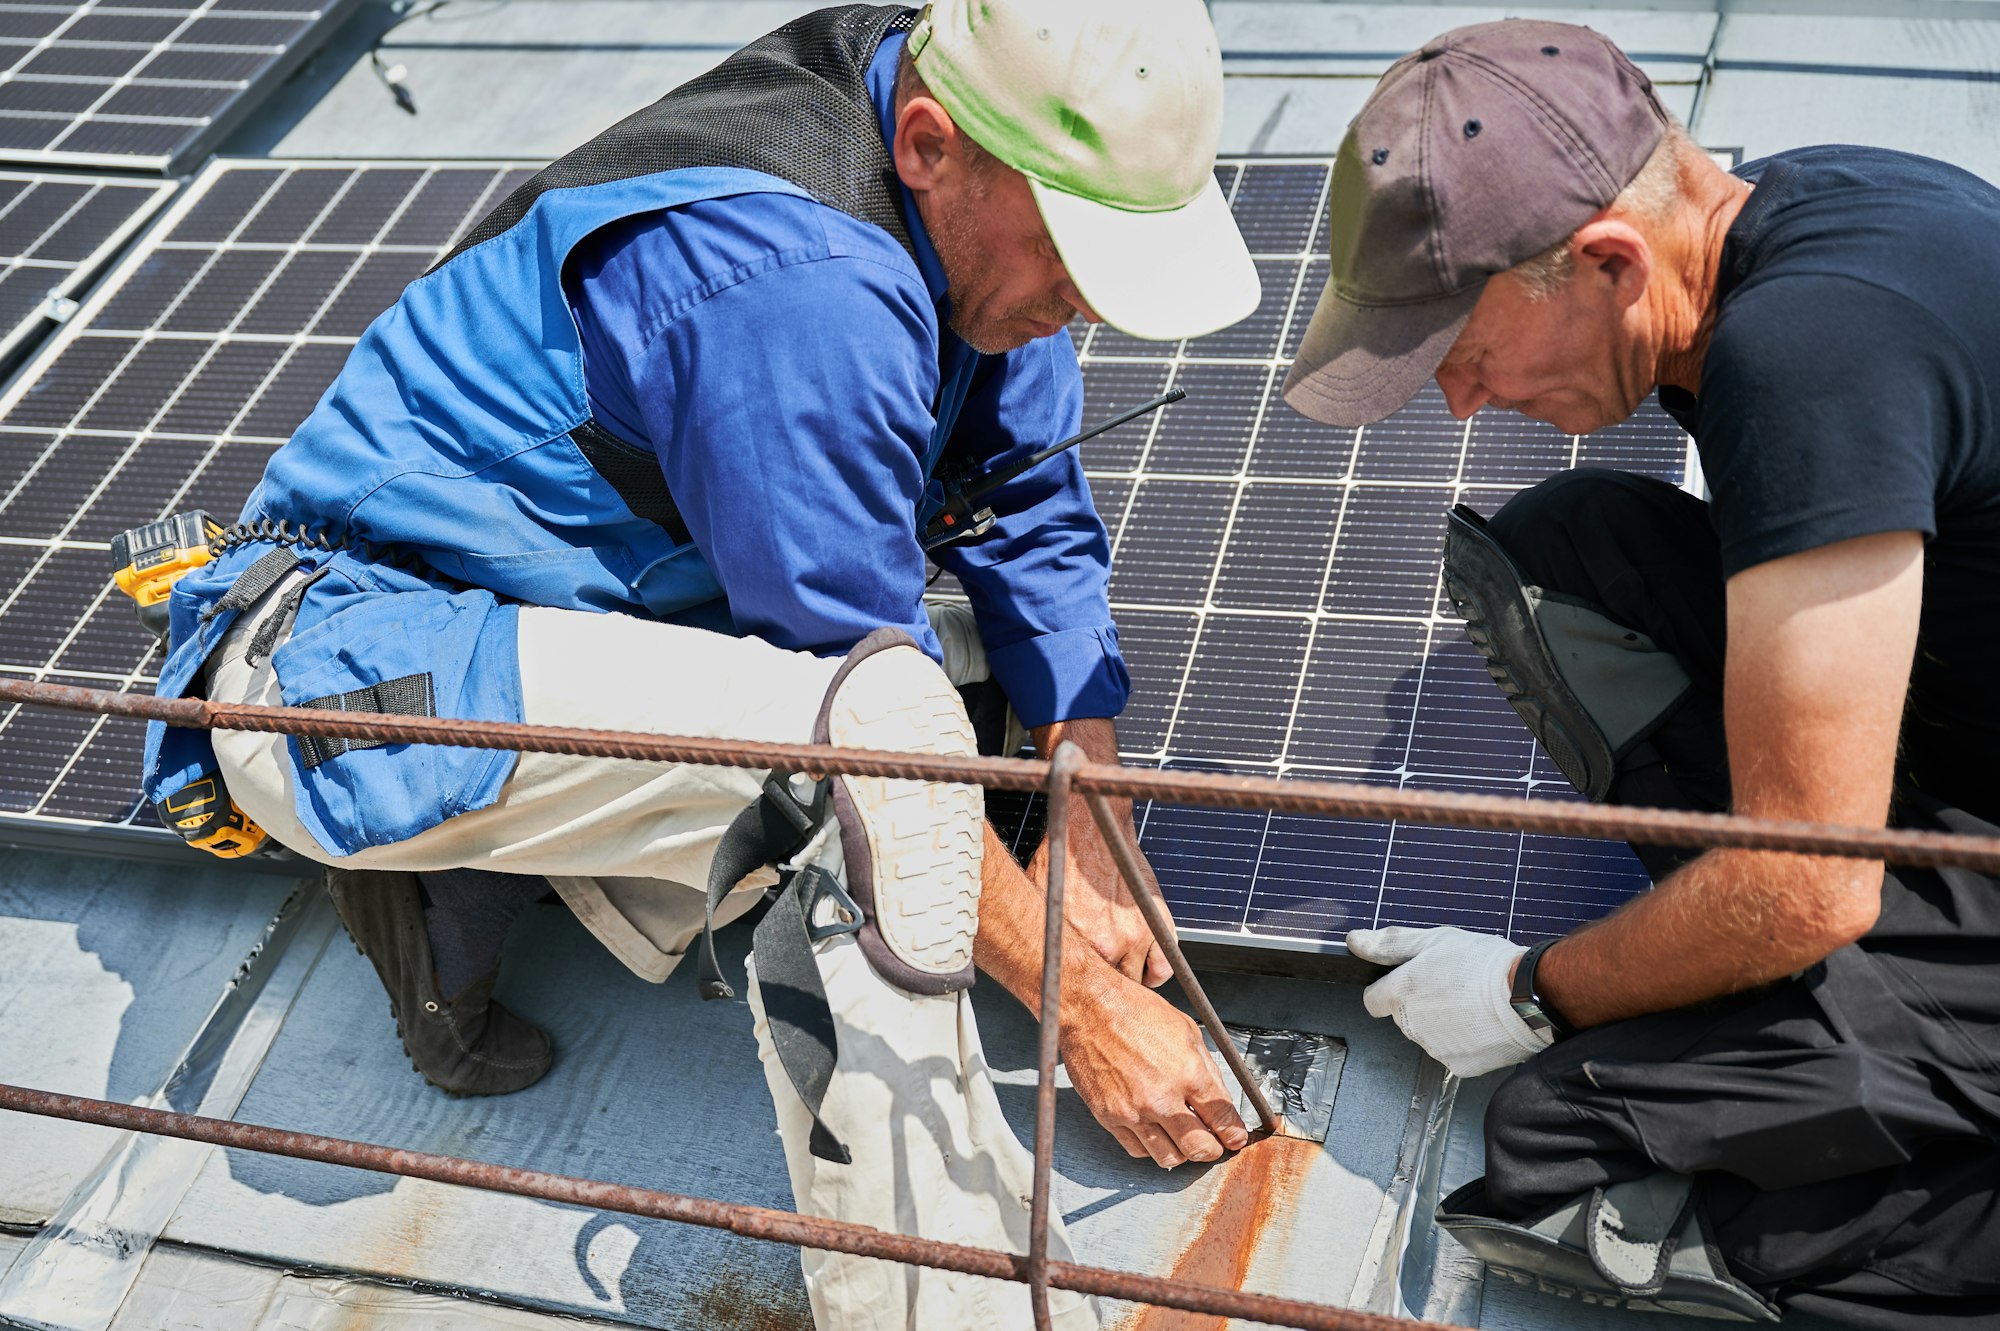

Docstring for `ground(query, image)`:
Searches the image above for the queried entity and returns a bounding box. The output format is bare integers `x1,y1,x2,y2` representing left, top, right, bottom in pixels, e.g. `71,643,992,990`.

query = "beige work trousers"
207,586,1096,1331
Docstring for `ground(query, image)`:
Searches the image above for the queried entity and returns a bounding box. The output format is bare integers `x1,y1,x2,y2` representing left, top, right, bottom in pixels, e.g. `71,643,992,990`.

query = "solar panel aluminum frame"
0,169,175,370
0,0,370,176
0,156,537,855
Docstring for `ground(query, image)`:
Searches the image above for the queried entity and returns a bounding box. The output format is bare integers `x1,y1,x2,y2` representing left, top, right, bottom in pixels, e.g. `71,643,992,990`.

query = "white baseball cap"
909,0,1260,341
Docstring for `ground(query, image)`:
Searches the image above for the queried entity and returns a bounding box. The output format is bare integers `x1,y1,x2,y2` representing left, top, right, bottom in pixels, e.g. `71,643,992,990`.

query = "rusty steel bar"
6,675,2000,869
1030,741,1086,1331
1085,791,1280,1138
0,1084,1451,1331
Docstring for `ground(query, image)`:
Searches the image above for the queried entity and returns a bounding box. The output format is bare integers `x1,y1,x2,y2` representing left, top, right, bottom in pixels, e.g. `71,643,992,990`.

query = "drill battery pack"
110,510,221,640
107,509,270,859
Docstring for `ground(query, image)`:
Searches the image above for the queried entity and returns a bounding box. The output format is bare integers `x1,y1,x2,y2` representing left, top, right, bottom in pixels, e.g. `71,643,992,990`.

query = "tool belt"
110,512,438,860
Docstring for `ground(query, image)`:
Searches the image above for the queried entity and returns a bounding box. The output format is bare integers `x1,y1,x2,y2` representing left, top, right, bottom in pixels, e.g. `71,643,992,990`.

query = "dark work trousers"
1475,469,2000,1329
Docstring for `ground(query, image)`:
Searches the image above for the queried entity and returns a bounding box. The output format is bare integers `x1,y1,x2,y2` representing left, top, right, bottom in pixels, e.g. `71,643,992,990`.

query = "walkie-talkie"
922,388,1186,552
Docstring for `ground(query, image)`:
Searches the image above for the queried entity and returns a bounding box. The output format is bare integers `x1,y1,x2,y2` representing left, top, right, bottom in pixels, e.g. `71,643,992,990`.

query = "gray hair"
1513,123,1693,301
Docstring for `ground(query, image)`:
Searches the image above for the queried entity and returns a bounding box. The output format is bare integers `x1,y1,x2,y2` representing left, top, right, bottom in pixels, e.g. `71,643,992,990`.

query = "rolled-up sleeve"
934,331,1130,727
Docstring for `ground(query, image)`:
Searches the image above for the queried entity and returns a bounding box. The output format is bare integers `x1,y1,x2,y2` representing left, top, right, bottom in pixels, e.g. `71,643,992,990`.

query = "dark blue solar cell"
1377,777,1521,935
1083,321,1174,360
1211,481,1340,613
42,716,149,822
1463,410,1573,485
0,702,96,812
1074,359,1170,472
1320,485,1447,616
1110,608,1198,759
1083,472,1132,550
55,592,158,678
1577,399,1689,481
1407,684,1533,792
1404,636,1535,781
1168,613,1309,764
1249,798,1395,940
0,547,105,668
1107,477,1233,606
1285,618,1428,771
69,435,214,541
1228,163,1329,256
1147,362,1264,475
1142,767,1271,932
1182,258,1302,361
1354,383,1464,482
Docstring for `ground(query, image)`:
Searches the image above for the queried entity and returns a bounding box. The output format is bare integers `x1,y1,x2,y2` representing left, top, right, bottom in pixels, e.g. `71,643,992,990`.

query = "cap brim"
1031,175,1259,342
1282,275,1484,428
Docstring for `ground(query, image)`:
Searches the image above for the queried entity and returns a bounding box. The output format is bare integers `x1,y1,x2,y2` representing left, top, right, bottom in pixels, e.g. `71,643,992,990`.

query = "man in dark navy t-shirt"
1283,19,2000,1329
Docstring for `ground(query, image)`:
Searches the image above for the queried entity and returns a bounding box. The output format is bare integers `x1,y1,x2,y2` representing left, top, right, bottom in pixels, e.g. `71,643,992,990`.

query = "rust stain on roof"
1117,1133,1321,1331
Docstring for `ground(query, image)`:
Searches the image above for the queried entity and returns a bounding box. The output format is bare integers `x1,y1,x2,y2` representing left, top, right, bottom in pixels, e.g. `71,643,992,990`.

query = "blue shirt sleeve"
934,331,1130,727
569,195,1127,729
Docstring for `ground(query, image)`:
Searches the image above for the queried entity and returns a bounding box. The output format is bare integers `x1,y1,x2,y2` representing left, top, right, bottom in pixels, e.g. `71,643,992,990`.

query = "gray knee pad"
1438,1174,1778,1322
815,627,983,994
1443,505,1692,801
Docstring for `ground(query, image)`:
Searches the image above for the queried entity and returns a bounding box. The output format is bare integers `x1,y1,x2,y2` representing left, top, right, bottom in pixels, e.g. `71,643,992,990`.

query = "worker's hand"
1029,794,1172,987
1060,970,1250,1168
1028,718,1171,987
1348,926,1552,1079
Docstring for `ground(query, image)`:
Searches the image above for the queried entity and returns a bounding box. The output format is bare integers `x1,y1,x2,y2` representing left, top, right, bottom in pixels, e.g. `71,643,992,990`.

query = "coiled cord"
207,517,338,558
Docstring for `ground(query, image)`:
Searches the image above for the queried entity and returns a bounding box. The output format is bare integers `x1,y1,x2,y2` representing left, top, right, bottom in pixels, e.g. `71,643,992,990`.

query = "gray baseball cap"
1283,21,1669,428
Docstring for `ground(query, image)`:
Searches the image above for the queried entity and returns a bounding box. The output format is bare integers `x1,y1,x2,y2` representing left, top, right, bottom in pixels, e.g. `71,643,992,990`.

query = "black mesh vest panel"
442,4,917,267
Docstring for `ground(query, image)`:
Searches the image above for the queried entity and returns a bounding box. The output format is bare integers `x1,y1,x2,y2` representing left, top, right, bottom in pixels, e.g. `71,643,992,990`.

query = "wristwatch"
1509,939,1577,1040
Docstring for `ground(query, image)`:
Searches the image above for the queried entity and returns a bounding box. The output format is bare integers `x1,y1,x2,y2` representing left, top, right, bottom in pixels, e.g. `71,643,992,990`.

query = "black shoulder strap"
440,5,917,269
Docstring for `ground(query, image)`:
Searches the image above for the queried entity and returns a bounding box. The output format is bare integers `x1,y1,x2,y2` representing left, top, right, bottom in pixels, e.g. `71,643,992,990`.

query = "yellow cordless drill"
108,510,269,858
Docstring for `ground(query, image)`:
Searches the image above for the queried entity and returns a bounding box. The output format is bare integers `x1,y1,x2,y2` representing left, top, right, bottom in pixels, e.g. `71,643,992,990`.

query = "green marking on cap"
1056,104,1103,154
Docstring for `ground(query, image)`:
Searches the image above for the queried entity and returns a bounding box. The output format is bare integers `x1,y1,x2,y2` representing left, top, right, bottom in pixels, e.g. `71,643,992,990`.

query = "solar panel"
0,0,363,173
0,159,536,838
0,156,1688,956
0,168,172,365
970,158,1695,951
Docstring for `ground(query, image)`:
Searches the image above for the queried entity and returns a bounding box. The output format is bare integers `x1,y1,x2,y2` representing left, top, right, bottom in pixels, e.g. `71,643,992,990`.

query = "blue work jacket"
143,31,1125,858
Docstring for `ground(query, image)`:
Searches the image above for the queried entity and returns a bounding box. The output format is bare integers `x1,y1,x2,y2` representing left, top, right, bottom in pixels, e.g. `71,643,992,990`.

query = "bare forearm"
974,819,1117,1027
1538,848,1882,1028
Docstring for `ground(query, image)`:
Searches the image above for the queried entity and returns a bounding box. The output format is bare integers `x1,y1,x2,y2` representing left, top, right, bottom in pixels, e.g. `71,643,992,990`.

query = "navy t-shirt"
1658,146,2000,821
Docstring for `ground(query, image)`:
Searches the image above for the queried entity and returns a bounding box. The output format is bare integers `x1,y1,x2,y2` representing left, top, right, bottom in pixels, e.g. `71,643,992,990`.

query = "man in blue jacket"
145,2,1262,1325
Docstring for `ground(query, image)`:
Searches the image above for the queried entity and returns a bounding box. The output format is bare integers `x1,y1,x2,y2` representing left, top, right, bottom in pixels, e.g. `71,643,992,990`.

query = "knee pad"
1437,1174,1778,1322
1444,505,1692,801
816,627,983,993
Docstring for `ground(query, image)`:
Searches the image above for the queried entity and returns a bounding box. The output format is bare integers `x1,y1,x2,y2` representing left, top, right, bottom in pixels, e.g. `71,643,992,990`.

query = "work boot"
324,867,554,1096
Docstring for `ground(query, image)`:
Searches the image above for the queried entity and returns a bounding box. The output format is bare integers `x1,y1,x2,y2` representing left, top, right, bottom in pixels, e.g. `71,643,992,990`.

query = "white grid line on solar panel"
0,169,173,363
0,159,531,824
0,0,345,168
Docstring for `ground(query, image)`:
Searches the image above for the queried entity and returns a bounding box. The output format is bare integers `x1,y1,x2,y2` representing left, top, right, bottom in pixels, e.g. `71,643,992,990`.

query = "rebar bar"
1085,791,1281,1137
6,675,1998,871
0,1084,1452,1331
1030,741,1085,1331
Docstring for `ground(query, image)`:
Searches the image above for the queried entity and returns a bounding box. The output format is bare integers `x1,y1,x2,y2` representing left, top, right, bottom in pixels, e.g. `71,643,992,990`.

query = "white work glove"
1348,926,1554,1079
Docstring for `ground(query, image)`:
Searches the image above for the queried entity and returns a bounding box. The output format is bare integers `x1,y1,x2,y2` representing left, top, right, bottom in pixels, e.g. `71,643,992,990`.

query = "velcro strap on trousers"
295,673,438,770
